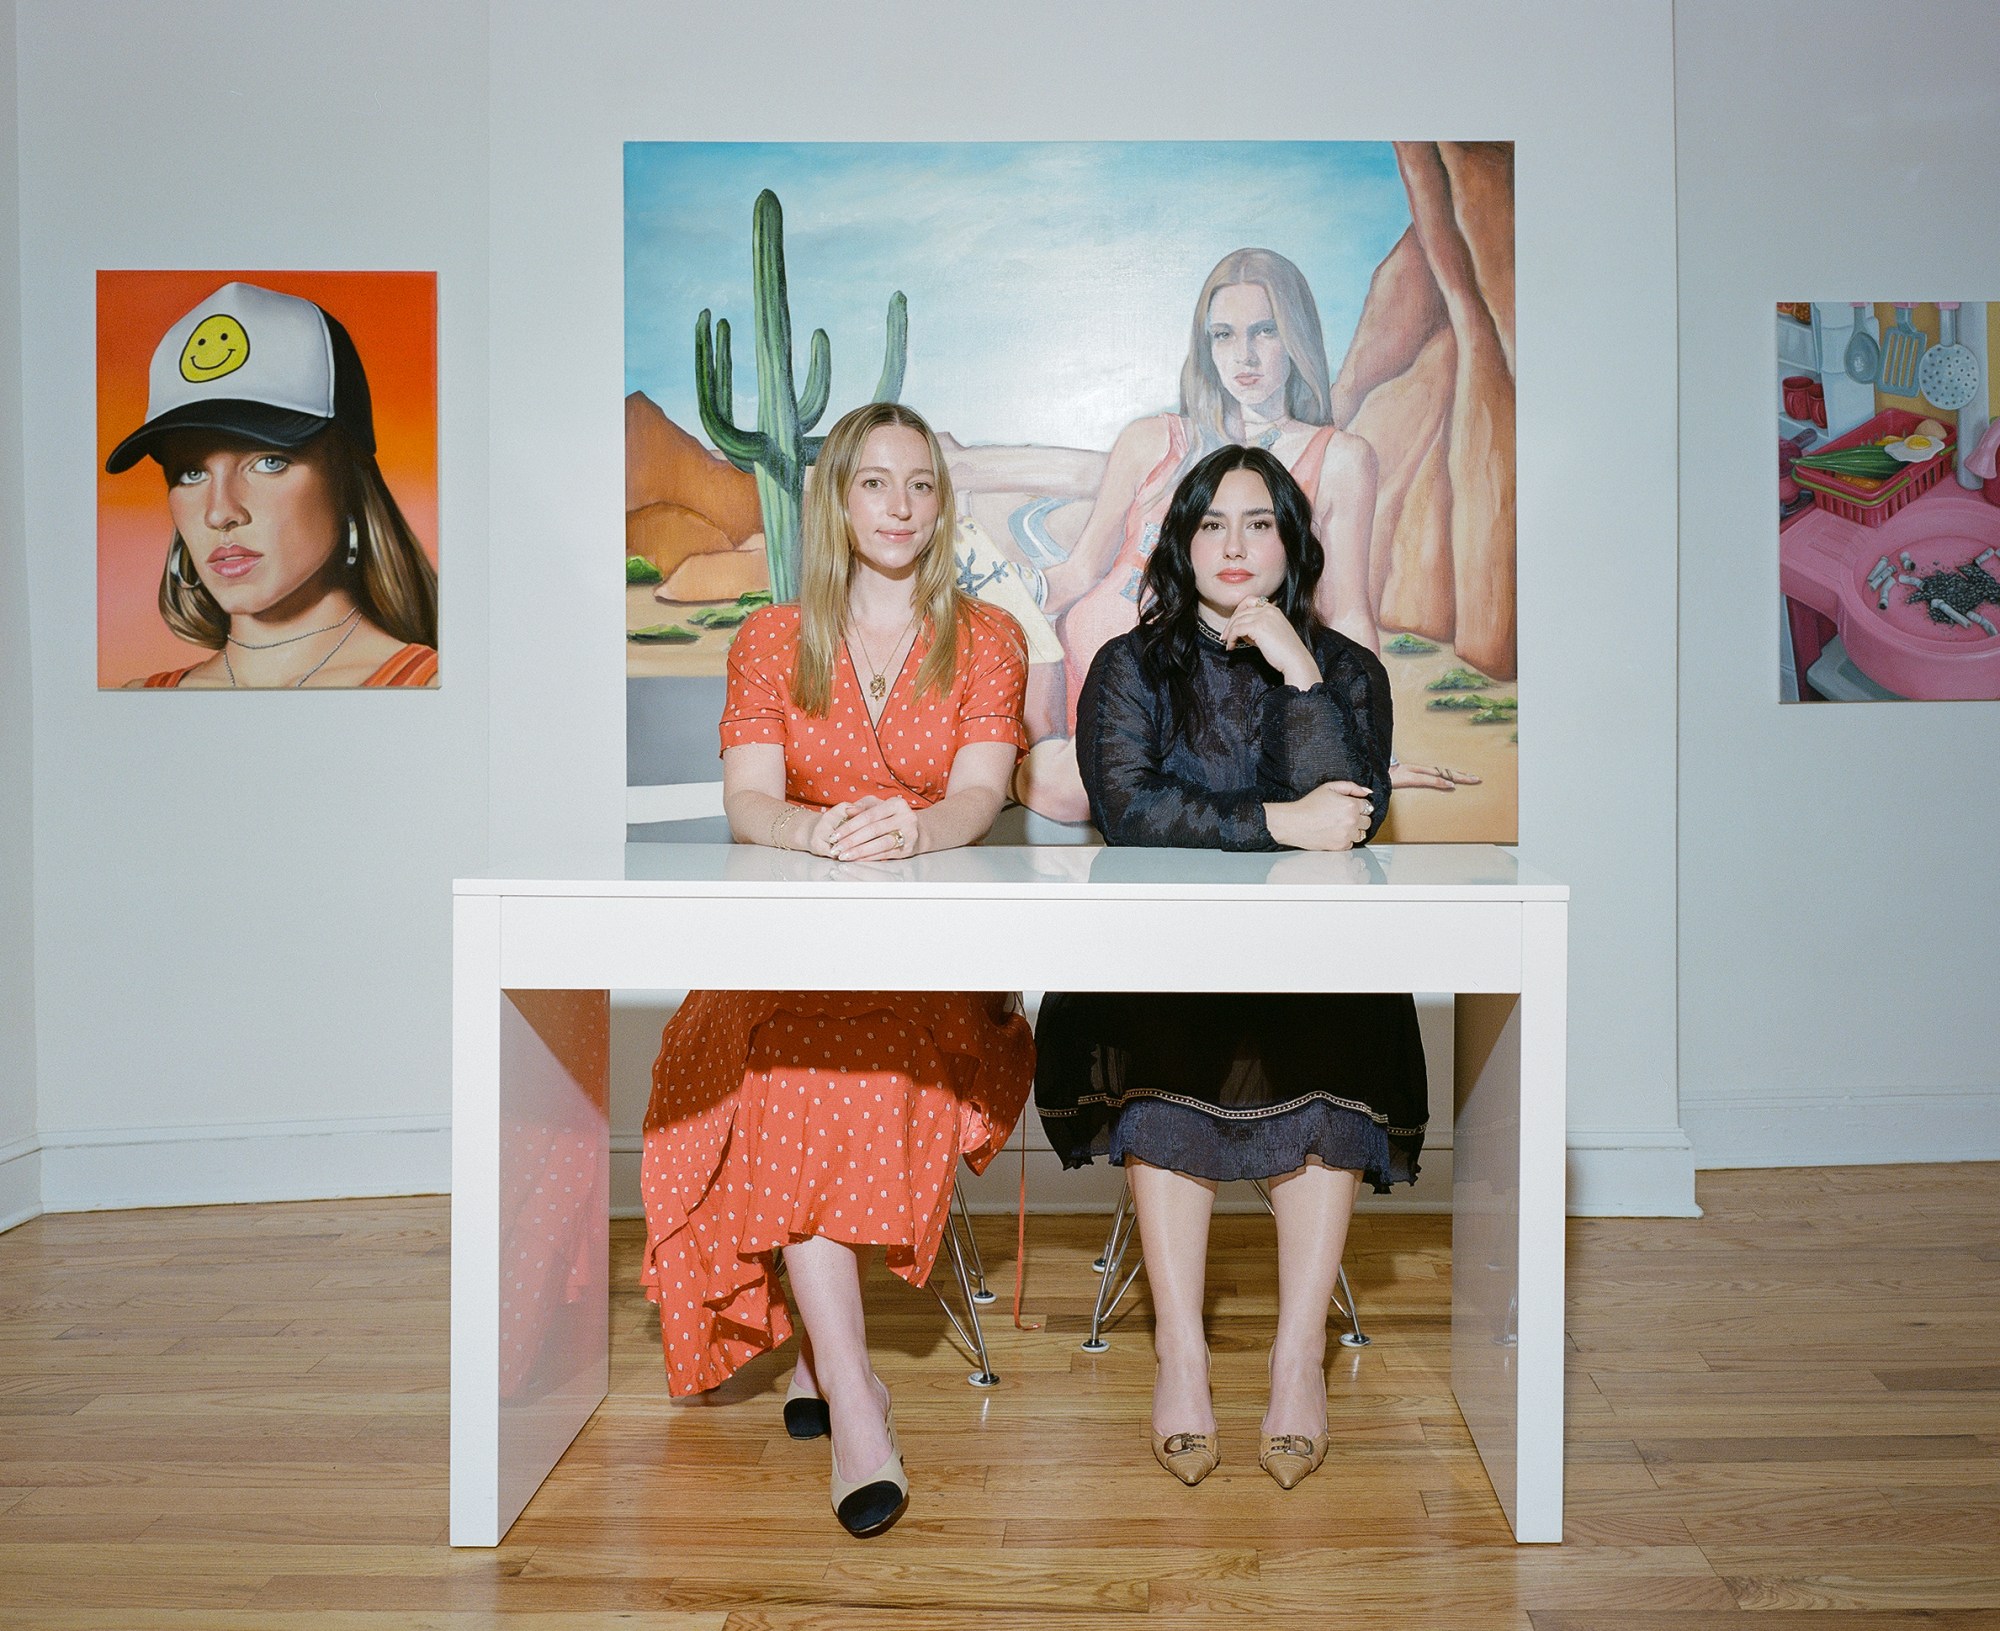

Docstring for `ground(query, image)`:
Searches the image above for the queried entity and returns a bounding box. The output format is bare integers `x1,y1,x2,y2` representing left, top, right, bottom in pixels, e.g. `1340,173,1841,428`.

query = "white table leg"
1452,898,1567,1541
452,896,611,1545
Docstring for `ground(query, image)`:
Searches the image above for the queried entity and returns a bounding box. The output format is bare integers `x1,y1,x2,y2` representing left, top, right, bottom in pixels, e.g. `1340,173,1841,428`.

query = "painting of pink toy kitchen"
1778,301,2000,703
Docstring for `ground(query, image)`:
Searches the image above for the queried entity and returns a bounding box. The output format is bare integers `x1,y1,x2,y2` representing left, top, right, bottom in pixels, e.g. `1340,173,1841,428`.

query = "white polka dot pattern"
638,991,1033,1396
719,603,1028,808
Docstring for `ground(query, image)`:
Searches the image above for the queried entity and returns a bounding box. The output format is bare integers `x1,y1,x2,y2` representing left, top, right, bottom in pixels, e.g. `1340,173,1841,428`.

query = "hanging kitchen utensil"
1917,301,1979,411
1843,301,1880,383
1878,303,1926,395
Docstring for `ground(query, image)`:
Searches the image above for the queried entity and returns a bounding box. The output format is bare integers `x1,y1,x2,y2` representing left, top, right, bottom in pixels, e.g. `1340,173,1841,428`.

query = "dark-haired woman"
1035,443,1427,1491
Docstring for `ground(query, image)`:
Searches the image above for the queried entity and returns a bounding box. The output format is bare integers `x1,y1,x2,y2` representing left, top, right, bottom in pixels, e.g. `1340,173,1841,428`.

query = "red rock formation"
660,539,770,603
1351,326,1457,636
625,392,763,543
1330,226,1448,429
1440,142,1516,376
627,501,734,580
1337,143,1515,681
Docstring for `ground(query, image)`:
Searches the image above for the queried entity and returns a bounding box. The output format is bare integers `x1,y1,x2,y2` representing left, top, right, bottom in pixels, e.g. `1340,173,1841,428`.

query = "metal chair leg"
929,1192,1000,1387
1092,1179,1129,1273
951,1183,997,1304
1332,1263,1371,1348
1082,1177,1143,1353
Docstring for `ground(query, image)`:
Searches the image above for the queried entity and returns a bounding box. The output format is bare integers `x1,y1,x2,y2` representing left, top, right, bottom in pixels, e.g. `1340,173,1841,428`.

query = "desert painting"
626,142,1515,841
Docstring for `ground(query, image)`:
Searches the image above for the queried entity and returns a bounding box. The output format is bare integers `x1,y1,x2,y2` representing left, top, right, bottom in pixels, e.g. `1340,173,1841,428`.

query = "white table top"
454,842,1568,902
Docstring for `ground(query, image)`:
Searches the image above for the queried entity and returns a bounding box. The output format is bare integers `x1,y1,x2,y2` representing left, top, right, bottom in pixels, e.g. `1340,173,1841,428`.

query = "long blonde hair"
157,429,439,652
1179,247,1333,447
792,401,968,716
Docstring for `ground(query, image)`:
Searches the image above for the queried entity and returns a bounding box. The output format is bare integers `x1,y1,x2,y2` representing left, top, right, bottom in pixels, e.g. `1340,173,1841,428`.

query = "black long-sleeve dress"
1033,622,1428,1190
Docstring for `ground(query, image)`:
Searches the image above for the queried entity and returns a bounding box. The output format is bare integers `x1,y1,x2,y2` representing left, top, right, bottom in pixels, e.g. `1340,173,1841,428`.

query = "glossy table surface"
454,841,1568,898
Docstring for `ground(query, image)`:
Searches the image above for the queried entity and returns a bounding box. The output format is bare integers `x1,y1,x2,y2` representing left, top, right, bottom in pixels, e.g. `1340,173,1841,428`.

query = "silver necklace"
223,612,364,688
851,615,918,703
226,607,362,650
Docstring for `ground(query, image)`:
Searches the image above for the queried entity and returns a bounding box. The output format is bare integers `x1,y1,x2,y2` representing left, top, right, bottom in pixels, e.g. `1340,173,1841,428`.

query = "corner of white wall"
1673,0,2000,1172
0,0,45,1233
15,1,493,1218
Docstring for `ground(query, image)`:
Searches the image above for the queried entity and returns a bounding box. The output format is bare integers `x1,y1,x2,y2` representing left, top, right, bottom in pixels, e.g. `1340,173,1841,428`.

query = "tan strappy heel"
1151,1426,1220,1485
1257,1430,1330,1490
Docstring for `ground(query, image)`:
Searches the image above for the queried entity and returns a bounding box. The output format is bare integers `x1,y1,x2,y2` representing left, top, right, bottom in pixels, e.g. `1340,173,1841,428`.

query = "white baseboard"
1565,1127,1700,1216
1685,1088,2000,1171
37,1115,449,1214
23,1114,1700,1220
0,1136,43,1233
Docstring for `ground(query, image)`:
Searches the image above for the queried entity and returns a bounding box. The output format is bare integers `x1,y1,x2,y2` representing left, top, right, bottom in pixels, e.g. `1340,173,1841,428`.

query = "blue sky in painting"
625,141,1410,453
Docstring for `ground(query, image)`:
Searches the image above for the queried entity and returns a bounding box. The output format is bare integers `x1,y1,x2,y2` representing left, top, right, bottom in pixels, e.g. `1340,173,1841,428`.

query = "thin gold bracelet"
771,805,800,850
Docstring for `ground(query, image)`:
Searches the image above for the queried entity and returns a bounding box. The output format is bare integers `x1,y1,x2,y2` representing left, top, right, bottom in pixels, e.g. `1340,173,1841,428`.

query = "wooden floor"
1,1165,1997,1629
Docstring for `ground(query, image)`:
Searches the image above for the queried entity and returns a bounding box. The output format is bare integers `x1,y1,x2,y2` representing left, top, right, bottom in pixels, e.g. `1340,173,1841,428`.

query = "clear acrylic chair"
1080,1171,1369,1353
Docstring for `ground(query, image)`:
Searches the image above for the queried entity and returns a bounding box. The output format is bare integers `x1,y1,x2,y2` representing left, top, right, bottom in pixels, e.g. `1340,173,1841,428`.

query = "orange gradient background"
97,270,438,688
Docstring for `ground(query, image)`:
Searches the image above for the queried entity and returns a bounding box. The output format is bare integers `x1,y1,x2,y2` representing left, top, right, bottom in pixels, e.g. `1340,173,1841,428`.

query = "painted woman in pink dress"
944,247,1472,823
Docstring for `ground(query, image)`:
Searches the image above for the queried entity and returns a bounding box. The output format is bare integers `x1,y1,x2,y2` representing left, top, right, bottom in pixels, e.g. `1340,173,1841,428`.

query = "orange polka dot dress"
639,600,1035,1397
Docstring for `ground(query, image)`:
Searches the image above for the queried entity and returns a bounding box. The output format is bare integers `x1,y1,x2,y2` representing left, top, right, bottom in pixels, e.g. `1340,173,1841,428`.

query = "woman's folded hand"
1265,780,1374,851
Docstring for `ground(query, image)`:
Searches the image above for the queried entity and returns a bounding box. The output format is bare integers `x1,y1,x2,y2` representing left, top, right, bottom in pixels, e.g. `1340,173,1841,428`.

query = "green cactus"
693,189,908,603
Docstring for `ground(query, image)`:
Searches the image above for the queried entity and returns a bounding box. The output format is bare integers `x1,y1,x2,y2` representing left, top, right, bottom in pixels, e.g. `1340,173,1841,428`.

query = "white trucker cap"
105,280,376,473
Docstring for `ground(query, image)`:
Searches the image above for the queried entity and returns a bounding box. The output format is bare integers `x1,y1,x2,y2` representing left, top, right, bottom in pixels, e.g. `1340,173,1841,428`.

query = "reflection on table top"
452,843,1567,901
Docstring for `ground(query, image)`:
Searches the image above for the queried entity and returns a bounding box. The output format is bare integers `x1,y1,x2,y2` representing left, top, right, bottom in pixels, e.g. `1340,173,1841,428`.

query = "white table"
451,842,1569,1544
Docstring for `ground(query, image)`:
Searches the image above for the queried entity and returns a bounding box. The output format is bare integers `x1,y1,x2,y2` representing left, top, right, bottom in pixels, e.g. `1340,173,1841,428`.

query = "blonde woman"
639,402,1032,1539
108,282,438,689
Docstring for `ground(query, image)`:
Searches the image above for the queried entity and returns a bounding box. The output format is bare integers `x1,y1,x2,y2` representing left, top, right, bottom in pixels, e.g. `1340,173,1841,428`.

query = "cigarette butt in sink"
1896,572,1925,587
1878,584,1893,611
1978,549,1997,567
1932,598,1975,628
1971,611,1999,637
1900,551,1918,573
1868,567,1893,592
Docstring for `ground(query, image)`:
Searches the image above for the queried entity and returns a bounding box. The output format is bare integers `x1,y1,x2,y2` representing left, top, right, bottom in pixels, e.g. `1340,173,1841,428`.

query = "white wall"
0,1,41,1230
16,0,492,1209
491,0,1694,1214
0,0,1699,1221
11,0,1993,1220
1675,0,2000,1167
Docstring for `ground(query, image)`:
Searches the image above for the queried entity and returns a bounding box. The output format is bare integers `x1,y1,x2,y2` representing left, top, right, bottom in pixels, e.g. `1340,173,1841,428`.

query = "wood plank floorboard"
0,1163,1993,1624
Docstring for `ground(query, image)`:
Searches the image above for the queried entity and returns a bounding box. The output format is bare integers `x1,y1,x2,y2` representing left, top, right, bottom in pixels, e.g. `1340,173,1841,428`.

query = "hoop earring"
344,517,360,570
168,534,197,588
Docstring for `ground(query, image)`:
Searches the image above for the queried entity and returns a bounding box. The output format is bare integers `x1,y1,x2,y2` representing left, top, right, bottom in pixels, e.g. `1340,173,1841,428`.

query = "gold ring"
892,831,906,850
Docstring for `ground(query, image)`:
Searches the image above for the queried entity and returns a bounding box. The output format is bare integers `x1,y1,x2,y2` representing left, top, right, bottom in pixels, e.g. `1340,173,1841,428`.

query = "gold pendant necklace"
852,615,917,703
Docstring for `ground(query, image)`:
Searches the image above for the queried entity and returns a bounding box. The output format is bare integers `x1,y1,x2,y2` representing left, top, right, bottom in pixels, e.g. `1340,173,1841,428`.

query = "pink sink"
1780,483,2000,701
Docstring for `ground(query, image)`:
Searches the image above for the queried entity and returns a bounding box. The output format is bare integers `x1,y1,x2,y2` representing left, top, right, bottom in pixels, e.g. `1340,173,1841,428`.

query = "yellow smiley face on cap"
179,314,250,382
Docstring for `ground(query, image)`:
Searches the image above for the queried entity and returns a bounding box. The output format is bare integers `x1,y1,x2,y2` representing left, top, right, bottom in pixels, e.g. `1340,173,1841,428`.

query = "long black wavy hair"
1135,443,1325,741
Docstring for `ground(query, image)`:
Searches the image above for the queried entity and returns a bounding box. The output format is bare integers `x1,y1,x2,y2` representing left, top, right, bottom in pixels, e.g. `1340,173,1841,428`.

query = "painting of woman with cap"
97,272,439,689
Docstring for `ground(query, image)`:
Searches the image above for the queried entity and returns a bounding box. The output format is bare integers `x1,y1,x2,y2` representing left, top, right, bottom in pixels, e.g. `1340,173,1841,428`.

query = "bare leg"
1263,1161,1363,1438
781,1235,892,1482
1128,1158,1218,1438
